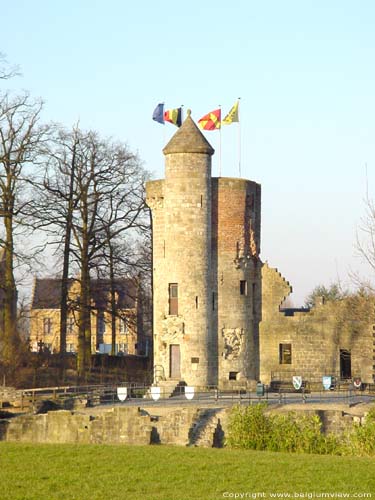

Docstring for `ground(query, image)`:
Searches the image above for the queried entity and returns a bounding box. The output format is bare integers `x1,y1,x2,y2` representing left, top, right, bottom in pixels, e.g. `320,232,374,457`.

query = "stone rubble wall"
0,404,370,447
260,264,374,384
0,387,24,405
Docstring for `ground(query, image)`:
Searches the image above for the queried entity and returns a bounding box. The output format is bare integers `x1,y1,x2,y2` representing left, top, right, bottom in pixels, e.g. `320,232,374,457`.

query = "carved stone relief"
160,315,185,343
222,328,244,360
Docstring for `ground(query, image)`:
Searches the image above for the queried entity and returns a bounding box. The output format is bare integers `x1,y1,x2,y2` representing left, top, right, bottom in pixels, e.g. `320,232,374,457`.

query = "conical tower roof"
163,110,215,156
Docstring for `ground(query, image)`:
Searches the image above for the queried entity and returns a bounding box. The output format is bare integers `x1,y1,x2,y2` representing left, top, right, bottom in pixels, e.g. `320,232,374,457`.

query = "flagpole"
161,101,166,146
219,104,222,177
238,97,241,177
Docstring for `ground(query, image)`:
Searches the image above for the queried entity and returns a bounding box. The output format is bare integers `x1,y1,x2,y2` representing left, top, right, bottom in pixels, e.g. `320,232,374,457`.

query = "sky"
2,0,375,305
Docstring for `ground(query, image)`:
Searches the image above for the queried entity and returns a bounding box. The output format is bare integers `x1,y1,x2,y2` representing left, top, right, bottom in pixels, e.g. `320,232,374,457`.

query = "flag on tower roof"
164,107,182,127
198,108,221,130
222,100,239,125
152,103,164,124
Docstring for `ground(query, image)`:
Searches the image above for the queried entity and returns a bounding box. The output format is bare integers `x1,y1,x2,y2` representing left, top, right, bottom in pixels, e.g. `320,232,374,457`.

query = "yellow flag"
222,101,239,125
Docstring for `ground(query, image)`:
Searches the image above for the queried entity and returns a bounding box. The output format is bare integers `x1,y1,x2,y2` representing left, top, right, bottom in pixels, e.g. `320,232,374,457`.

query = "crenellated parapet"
261,263,292,320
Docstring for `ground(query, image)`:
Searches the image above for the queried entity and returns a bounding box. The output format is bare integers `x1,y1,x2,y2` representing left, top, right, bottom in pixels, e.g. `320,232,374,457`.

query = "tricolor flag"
222,101,239,125
152,103,164,124
164,107,182,127
198,108,221,130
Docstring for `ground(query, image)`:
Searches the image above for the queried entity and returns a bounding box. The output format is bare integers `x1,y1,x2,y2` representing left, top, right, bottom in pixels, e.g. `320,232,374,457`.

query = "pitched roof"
31,278,137,310
163,110,215,156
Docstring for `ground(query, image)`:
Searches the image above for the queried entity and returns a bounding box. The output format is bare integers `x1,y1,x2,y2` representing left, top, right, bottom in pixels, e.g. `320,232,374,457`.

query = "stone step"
147,380,186,399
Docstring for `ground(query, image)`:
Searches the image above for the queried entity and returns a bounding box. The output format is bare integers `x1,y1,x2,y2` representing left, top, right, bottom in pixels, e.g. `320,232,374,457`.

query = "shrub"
344,407,375,456
226,403,272,450
226,404,342,455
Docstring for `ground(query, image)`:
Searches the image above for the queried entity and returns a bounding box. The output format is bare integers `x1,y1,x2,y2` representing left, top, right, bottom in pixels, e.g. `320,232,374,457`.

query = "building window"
118,343,128,354
279,343,292,364
66,343,75,353
119,318,127,334
43,317,52,334
67,317,74,334
97,315,105,335
229,371,238,380
240,280,247,295
169,283,178,315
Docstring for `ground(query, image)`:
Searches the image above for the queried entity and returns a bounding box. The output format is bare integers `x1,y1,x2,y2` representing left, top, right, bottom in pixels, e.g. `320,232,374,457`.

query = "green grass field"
0,443,374,500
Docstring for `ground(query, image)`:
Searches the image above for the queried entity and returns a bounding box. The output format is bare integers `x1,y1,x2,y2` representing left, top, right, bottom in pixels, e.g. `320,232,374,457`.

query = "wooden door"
170,344,181,379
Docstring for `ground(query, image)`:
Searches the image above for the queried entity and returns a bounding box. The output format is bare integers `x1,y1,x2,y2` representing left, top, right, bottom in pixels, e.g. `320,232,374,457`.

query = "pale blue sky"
2,0,375,304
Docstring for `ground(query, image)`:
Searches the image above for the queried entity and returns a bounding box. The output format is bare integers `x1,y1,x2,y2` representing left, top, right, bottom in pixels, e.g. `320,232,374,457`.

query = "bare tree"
0,53,19,80
93,152,149,355
0,92,45,365
355,191,375,292
304,282,348,308
36,126,149,377
34,126,81,359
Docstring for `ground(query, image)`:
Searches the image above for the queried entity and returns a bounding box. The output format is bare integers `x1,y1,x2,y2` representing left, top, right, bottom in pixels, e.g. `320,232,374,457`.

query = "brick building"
29,277,150,356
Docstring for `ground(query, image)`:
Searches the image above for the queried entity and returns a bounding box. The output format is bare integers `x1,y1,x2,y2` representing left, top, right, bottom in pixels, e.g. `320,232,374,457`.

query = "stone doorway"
340,349,351,379
170,344,181,379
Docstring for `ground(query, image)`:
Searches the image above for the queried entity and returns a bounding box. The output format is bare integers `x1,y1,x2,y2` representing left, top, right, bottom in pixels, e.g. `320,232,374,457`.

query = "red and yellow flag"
198,108,221,130
222,100,239,125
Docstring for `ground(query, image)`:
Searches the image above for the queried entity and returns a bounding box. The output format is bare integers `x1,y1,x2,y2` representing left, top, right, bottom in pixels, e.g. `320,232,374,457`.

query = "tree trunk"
59,138,78,379
2,204,17,366
109,243,116,356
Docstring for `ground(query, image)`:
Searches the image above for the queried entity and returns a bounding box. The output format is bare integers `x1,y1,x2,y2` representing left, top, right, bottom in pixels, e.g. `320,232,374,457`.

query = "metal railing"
15,382,375,411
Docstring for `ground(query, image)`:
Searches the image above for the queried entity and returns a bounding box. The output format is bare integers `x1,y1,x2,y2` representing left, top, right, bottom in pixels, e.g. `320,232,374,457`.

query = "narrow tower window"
169,283,178,315
195,296,199,309
279,344,292,364
240,280,247,296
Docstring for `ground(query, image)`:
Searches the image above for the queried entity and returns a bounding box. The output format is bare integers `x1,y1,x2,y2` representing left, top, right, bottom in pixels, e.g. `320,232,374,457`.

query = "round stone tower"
146,111,262,390
146,111,216,387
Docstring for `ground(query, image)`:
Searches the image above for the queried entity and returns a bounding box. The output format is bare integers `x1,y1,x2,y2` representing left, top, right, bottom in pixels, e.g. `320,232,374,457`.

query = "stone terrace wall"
0,404,370,446
1,407,212,446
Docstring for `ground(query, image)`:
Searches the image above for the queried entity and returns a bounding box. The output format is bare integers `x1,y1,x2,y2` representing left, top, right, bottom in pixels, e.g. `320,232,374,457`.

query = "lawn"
0,443,374,500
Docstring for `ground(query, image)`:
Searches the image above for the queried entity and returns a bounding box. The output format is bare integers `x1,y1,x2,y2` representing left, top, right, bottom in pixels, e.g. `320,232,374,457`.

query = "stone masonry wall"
147,149,214,386
1,405,369,446
146,115,262,389
260,264,374,384
212,178,262,388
